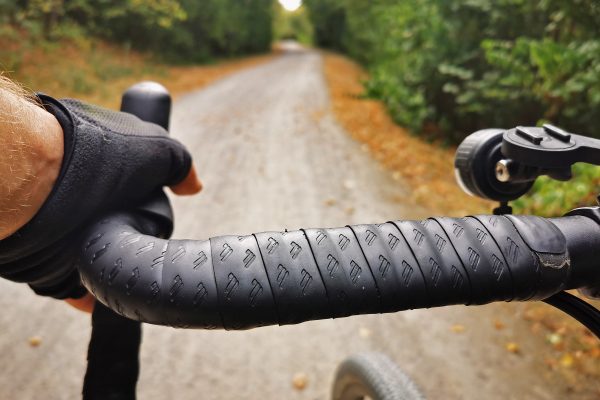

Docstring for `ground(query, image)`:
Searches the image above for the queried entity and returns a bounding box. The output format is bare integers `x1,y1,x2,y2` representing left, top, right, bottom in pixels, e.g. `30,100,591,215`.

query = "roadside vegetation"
0,26,274,109
1,1,272,63
273,4,313,45
304,0,600,216
0,1,276,108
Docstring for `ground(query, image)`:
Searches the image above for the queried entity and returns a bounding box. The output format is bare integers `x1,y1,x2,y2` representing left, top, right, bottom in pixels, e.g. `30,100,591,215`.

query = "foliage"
303,0,344,50
306,0,600,215
305,0,600,143
0,0,274,62
513,164,600,217
154,0,273,62
273,4,313,45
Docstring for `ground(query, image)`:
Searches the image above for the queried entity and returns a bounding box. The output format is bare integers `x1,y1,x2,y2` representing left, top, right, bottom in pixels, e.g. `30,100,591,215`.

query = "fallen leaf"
28,336,42,347
505,342,520,354
493,320,505,330
450,324,465,333
560,353,574,368
292,373,308,391
345,206,355,215
324,198,337,207
547,333,563,345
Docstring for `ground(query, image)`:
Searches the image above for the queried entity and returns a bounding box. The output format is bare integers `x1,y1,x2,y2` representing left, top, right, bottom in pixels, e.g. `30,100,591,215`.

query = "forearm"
0,76,64,239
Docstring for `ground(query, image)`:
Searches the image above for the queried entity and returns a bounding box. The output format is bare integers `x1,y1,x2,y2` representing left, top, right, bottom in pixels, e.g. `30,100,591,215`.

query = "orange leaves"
505,342,521,354
322,52,491,216
521,297,600,385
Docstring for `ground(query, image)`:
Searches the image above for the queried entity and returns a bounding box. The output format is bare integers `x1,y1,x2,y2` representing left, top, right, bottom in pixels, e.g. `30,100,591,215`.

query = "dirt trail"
0,48,589,399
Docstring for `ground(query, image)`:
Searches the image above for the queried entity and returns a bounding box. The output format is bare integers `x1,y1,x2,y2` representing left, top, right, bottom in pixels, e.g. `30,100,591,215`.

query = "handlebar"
76,210,600,330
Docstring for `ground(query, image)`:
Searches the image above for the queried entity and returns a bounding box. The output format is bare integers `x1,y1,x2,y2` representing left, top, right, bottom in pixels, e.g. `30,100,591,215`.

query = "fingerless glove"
0,95,192,298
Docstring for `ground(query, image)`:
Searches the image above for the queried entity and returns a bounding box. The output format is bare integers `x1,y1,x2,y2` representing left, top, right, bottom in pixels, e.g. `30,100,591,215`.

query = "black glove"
0,95,192,299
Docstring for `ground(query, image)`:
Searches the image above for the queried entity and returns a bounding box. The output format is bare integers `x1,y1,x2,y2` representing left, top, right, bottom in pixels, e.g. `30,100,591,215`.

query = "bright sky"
278,0,302,11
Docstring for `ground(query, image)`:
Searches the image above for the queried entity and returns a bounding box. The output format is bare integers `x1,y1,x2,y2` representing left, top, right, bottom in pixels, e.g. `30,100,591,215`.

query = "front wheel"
331,352,424,400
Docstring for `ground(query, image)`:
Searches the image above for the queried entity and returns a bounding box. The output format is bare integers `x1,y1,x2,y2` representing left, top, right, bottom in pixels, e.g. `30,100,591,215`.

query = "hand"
0,94,201,302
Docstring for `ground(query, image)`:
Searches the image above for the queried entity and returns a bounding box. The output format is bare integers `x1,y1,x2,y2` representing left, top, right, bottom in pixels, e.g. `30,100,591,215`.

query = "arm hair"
0,74,63,238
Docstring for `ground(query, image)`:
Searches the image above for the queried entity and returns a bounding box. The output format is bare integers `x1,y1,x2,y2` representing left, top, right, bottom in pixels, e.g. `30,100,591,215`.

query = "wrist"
0,103,64,239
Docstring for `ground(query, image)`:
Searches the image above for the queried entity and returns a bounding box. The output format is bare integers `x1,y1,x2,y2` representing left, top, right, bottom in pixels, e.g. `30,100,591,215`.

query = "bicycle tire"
331,352,424,400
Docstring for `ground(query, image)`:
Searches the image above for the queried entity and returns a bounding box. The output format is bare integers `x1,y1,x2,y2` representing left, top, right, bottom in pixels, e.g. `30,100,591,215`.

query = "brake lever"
119,81,176,238
82,81,175,400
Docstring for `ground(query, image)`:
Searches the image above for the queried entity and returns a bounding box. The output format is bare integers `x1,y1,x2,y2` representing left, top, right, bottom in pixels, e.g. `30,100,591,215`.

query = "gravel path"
0,48,580,399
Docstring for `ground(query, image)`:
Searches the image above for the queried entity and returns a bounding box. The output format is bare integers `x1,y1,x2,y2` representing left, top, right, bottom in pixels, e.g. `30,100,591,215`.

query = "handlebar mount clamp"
455,124,600,204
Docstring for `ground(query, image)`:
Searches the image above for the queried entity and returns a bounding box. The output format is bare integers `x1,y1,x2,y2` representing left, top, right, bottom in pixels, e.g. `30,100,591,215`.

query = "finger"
170,163,202,195
65,292,95,314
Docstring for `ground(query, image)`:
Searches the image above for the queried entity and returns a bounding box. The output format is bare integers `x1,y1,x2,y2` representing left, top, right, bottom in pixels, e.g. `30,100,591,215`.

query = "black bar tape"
434,216,516,304
161,239,221,328
78,213,572,330
254,231,330,325
393,219,471,307
470,215,538,300
303,227,380,318
210,235,278,329
349,224,428,312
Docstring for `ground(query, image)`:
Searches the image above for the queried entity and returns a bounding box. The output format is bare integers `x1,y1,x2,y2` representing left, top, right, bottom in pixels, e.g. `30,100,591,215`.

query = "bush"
305,0,600,143
513,164,600,217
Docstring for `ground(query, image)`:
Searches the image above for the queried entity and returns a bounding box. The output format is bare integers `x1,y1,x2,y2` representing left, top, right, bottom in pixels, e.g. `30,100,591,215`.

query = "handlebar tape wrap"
78,214,572,330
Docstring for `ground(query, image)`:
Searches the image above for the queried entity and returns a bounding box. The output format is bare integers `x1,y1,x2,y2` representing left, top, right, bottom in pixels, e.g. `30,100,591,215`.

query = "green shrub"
513,164,600,217
306,0,600,143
